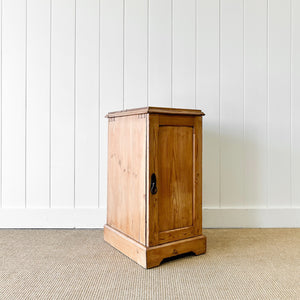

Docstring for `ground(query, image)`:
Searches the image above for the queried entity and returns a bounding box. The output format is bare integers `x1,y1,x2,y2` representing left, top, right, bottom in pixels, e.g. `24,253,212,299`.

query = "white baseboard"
0,207,299,228
0,208,107,228
203,208,300,228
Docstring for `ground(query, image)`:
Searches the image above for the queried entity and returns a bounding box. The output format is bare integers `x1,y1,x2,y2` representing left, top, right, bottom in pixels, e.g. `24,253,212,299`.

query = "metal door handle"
150,173,157,195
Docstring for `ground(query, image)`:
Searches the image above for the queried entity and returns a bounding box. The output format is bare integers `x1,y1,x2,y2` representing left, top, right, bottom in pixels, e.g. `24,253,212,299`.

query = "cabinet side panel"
107,115,146,244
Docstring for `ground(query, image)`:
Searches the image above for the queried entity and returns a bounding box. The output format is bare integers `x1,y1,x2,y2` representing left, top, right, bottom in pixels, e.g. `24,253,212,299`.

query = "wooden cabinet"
104,107,206,268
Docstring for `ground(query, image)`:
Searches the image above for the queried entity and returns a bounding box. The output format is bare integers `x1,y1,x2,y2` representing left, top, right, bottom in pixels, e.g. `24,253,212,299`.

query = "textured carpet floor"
0,229,299,300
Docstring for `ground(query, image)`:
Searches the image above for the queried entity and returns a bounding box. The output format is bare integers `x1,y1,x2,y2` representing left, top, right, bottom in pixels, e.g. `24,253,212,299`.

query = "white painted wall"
0,0,299,228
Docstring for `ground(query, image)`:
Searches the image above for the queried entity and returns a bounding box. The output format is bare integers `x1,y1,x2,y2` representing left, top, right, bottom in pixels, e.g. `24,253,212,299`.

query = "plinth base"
104,225,206,269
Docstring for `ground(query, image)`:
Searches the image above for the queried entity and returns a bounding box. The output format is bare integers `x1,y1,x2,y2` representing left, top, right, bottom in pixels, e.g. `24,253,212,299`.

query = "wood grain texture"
148,115,203,245
158,126,193,231
146,234,206,268
106,109,205,267
107,115,147,244
193,117,203,235
157,226,195,244
106,107,204,118
159,114,195,127
104,224,206,269
147,114,159,246
104,225,147,268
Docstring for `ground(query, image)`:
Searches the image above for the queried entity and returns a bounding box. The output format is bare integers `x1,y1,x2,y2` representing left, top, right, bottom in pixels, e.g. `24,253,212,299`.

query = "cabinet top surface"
106,106,205,118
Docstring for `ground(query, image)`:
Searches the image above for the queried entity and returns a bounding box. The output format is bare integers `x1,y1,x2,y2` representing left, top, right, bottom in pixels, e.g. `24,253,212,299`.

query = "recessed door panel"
158,126,193,231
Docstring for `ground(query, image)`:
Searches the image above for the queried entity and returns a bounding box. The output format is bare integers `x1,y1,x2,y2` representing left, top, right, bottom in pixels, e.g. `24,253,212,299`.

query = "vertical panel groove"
290,0,293,207
148,0,172,106
2,0,26,207
99,0,123,208
173,0,195,108
194,0,197,109
123,0,147,107
49,0,75,208
265,0,268,208
244,0,268,208
218,0,221,208
49,0,52,208
122,0,125,110
242,0,245,207
266,0,270,208
74,0,76,209
146,0,149,106
268,0,291,207
97,0,101,208
171,0,173,108
27,0,51,207
265,0,268,207
0,0,2,209
220,0,244,207
75,0,100,208
291,0,300,208
25,0,28,208
197,0,220,207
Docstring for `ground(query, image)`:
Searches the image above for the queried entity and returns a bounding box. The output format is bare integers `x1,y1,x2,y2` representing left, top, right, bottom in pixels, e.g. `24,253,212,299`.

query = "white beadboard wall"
0,0,299,228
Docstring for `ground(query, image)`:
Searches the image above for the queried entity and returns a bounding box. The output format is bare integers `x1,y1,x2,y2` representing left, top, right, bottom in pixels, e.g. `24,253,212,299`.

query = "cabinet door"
148,114,202,246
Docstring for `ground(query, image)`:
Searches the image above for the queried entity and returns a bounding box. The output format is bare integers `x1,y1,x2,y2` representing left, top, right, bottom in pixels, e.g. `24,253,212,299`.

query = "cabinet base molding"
104,225,206,269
